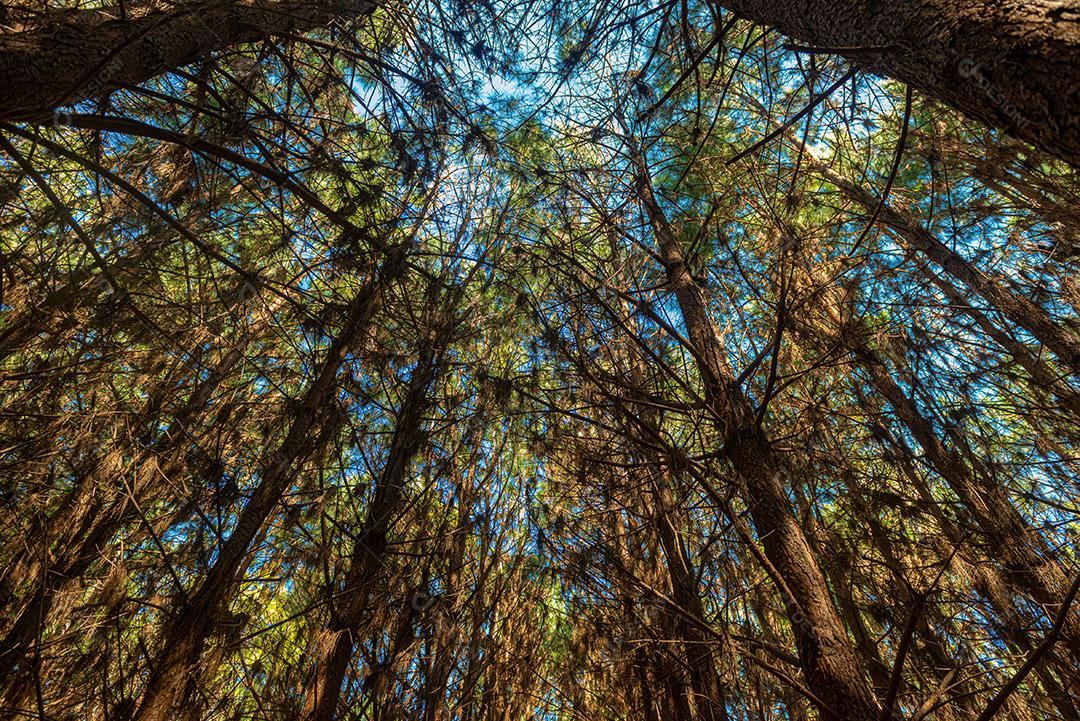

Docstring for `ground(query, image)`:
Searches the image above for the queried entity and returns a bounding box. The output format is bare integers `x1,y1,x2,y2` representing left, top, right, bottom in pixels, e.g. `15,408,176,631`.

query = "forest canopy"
0,2,1078,721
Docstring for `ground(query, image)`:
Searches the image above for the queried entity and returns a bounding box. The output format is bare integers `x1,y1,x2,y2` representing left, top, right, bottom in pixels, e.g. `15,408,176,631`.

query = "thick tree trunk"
631,150,882,721
719,0,1080,167
128,254,400,721
301,343,439,721
0,0,377,121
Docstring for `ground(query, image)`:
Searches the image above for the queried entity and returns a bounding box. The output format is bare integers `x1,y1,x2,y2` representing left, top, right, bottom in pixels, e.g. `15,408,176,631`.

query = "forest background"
0,2,1078,721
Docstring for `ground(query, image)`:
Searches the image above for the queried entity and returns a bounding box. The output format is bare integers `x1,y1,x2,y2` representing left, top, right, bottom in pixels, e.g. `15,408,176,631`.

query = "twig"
726,69,854,166
975,573,1080,721
850,84,913,254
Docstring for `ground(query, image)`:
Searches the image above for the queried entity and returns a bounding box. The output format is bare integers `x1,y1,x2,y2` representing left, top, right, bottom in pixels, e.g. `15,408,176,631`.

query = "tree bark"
128,253,401,721
0,0,377,121
718,0,1080,168
301,342,440,721
630,148,882,721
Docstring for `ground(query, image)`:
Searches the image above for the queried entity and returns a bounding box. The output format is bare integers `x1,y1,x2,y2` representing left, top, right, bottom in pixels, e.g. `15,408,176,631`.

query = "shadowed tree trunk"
302,341,441,721
418,396,493,721
753,98,1080,375
813,162,1080,376
630,146,882,721
127,253,403,721
5,0,1079,170
652,471,731,721
0,335,247,685
717,0,1080,167
614,307,734,721
0,0,378,120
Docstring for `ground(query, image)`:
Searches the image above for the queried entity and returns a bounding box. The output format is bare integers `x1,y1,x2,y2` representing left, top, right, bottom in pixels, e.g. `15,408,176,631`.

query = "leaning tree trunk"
630,148,882,721
0,0,377,121
718,0,1080,168
127,253,402,721
849,335,1080,659
302,343,440,721
789,262,1080,661
858,410,1080,721
808,160,1080,377
930,274,1080,420
754,107,1080,376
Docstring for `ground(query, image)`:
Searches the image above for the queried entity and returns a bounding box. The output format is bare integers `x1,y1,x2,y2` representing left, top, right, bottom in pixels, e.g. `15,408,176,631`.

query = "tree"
712,0,1080,167
0,1,379,120
1,1,1078,720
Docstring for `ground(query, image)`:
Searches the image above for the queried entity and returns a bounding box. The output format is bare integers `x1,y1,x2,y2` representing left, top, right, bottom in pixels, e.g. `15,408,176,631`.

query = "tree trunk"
0,334,250,690
128,253,401,721
719,0,1080,167
818,162,1080,376
0,0,377,120
857,404,1080,721
631,148,882,721
850,336,1080,659
420,406,488,721
655,482,730,721
301,343,440,721
930,275,1080,420
793,279,1080,661
615,317,733,721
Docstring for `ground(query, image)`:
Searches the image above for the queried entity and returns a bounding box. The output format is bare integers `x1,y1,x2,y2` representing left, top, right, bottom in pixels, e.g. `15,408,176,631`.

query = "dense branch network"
0,2,1077,721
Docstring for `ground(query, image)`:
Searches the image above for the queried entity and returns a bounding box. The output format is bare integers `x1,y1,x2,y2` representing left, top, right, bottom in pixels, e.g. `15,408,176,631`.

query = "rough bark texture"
5,0,1080,168
719,0,1080,167
301,345,438,721
632,151,882,721
0,0,376,120
128,254,400,721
